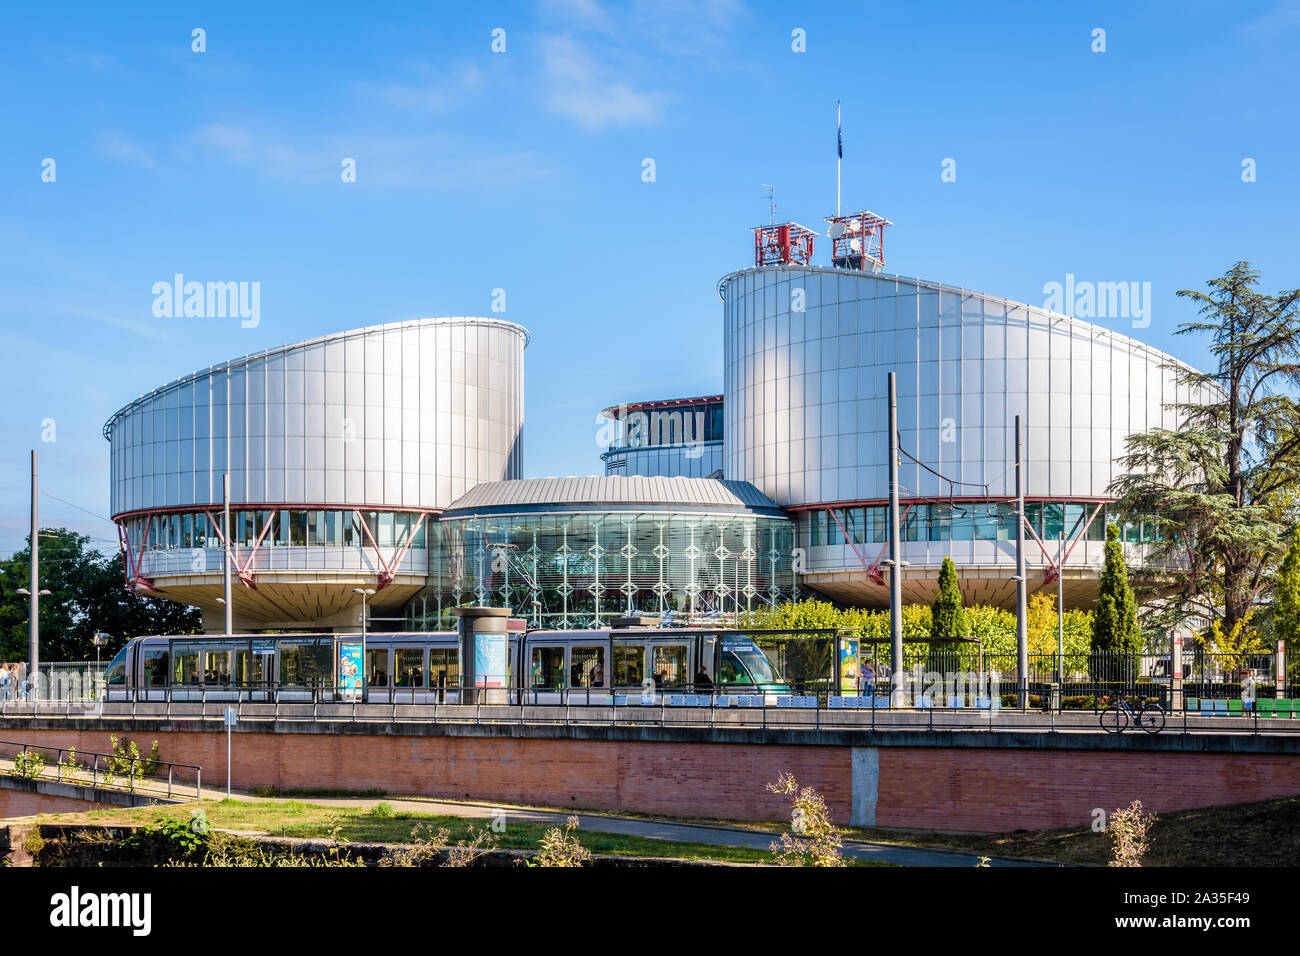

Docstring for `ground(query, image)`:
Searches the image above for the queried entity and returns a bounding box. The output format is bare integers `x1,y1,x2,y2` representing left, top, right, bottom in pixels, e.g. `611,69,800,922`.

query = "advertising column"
453,606,511,704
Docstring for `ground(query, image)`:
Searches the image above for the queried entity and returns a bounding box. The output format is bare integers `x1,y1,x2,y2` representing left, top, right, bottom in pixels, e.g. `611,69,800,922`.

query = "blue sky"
1,0,1297,555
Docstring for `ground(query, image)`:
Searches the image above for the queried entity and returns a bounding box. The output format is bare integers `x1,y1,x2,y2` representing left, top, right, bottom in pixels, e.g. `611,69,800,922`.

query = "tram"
103,625,788,703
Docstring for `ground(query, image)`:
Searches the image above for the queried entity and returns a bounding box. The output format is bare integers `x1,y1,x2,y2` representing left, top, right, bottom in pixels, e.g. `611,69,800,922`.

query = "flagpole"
836,101,842,216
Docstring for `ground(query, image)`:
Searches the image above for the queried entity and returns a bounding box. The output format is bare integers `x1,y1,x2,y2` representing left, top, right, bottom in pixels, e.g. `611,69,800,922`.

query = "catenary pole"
1015,416,1028,708
29,450,39,698
888,373,903,700
223,473,233,637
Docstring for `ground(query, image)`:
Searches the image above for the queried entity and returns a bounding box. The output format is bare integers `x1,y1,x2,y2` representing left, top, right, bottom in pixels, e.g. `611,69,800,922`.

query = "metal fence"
0,662,103,703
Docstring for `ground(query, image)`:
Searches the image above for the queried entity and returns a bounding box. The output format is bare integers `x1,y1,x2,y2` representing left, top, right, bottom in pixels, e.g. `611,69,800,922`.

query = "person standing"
860,661,876,698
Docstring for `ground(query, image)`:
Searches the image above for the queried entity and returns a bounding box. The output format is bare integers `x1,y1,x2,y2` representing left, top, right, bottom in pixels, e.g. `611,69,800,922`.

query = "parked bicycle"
1099,693,1165,734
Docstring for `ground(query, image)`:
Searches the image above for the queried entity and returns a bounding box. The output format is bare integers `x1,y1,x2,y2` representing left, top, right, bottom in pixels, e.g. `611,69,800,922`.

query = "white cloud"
96,129,158,169
179,123,547,189
356,62,485,114
538,33,666,127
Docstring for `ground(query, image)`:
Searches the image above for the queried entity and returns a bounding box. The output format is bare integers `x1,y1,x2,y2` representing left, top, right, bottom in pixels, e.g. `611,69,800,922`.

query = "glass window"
570,647,605,687
530,647,565,688
613,645,645,686
651,645,687,686
234,649,264,686
428,648,459,688
395,648,424,687
719,651,749,684
204,649,231,684
279,640,331,687
174,650,200,684
366,648,390,687
105,647,129,685
143,649,169,687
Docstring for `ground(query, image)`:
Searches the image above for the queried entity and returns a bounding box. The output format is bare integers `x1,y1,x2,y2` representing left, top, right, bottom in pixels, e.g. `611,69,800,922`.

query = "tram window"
280,641,331,686
651,645,686,686
570,647,605,687
531,647,565,688
613,646,644,687
143,649,169,687
719,652,750,684
174,651,200,684
395,649,424,687
104,647,129,686
428,648,459,688
367,649,390,688
234,650,264,686
204,650,231,684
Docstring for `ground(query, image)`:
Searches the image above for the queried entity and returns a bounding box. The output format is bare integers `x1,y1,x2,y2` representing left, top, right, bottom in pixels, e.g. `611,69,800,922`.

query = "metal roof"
102,316,530,441
443,476,786,517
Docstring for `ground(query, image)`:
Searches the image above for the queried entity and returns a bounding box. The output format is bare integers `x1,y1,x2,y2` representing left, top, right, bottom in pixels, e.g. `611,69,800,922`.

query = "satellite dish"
849,237,862,253
827,221,845,240
847,218,861,233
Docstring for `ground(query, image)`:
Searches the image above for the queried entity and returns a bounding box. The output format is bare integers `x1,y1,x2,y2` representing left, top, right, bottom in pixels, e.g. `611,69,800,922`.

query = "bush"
533,816,591,867
767,772,845,867
1107,800,1157,867
11,750,46,779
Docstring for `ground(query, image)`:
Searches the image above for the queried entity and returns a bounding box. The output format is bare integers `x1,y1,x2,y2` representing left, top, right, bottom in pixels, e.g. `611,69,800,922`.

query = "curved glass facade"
405,510,797,630
721,267,1212,506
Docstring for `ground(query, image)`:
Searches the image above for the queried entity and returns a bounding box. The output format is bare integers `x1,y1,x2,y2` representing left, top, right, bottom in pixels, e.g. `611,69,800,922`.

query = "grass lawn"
24,800,888,866
559,794,1300,867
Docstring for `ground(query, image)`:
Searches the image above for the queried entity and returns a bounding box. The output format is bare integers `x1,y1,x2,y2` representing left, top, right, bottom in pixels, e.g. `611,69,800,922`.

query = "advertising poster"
474,634,507,688
840,638,860,695
338,643,362,699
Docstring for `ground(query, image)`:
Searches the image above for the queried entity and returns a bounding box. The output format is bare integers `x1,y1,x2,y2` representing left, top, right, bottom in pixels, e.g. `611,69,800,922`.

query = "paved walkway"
236,792,1059,867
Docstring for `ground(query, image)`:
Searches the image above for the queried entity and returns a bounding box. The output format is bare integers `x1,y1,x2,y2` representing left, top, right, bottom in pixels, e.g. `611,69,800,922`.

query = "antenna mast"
761,184,777,225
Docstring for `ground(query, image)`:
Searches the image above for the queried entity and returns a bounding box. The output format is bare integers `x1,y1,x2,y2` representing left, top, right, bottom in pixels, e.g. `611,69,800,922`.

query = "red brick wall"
875,747,1300,832
5,728,1298,832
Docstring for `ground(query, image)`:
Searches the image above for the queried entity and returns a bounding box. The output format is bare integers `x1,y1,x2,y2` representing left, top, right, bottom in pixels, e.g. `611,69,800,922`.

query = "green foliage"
121,816,209,860
1093,524,1141,660
1110,262,1300,637
368,801,394,818
104,736,161,789
1277,533,1300,676
0,527,201,661
533,816,591,867
743,597,1095,673
930,556,967,637
929,556,967,673
11,749,46,779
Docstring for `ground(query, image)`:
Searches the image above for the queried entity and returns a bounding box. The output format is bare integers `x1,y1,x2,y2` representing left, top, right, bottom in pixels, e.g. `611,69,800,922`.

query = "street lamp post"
92,631,109,701
16,587,51,701
353,588,375,702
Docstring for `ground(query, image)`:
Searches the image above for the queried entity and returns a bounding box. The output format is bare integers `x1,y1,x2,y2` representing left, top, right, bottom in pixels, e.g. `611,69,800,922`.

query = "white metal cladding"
443,476,784,515
602,442,724,479
104,317,527,516
720,267,1216,508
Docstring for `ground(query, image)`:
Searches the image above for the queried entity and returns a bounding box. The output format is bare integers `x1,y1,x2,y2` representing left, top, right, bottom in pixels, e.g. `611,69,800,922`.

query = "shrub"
12,750,46,779
767,772,845,867
1107,800,1157,867
533,816,591,867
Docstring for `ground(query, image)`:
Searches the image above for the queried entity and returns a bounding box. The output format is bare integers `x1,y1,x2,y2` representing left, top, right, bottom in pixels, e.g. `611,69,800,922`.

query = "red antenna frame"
824,211,891,271
752,222,817,267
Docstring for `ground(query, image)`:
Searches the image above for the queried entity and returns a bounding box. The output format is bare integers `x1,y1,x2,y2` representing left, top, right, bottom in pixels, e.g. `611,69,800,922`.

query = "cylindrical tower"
720,265,1211,609
104,316,527,630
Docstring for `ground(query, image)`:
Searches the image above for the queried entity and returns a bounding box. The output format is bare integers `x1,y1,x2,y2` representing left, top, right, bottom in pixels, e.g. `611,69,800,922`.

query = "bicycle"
1099,693,1165,734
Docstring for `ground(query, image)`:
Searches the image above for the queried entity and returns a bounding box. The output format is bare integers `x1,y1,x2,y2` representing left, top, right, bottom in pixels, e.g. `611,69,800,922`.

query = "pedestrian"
0,662,10,701
860,661,876,698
